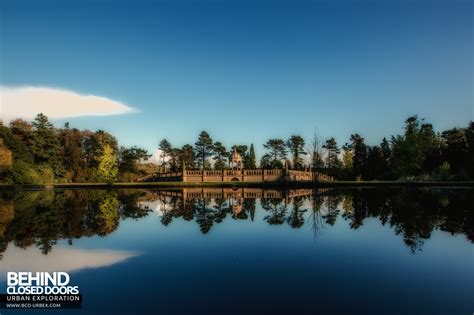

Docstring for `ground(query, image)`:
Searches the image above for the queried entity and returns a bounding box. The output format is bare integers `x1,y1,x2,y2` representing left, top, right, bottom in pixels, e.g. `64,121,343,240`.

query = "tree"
213,141,227,170
96,144,118,184
441,127,468,176
0,121,33,163
0,139,12,173
245,144,257,169
366,146,386,180
195,131,214,170
31,113,64,178
83,130,118,171
391,116,425,178
378,137,392,179
168,148,182,172
158,139,172,169
263,139,287,168
349,134,368,180
180,144,196,169
341,144,353,169
419,123,441,174
307,128,324,171
59,125,87,182
119,146,150,173
341,143,353,179
465,122,474,178
323,137,340,168
10,119,33,148
286,135,306,170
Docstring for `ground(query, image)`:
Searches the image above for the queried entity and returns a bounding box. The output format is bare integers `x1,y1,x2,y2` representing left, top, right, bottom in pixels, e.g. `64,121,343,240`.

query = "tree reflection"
0,190,152,256
0,188,472,256
287,196,307,229
261,198,287,225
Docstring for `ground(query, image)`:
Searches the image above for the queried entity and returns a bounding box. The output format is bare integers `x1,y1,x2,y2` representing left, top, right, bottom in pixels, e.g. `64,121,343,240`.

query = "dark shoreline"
0,181,473,190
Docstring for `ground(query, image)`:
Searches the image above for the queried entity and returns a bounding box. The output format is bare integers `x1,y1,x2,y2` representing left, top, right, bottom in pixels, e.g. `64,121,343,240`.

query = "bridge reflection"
147,187,328,199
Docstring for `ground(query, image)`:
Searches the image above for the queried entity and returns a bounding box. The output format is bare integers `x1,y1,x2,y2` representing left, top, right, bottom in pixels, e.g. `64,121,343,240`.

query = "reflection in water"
0,246,139,273
0,188,472,257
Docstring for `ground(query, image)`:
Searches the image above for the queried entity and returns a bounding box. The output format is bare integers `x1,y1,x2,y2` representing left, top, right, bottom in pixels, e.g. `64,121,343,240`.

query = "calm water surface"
0,187,472,315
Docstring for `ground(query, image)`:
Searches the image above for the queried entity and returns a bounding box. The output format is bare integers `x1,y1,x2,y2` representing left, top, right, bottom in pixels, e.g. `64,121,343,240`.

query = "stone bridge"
136,168,334,183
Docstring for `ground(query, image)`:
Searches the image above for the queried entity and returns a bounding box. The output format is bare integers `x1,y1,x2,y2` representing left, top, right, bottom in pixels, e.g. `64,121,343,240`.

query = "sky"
0,0,472,158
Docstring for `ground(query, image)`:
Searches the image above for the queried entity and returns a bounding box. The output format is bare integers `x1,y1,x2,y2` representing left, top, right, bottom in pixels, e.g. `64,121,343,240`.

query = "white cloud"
0,86,134,122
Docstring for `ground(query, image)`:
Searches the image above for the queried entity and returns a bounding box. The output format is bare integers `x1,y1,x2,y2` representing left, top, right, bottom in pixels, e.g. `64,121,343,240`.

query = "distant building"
230,147,243,170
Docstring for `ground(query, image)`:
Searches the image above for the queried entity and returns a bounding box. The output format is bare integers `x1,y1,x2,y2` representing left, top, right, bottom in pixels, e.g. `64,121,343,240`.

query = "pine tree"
245,144,257,169
158,139,172,169
349,134,368,180
286,135,306,170
31,113,64,178
263,139,287,166
213,141,227,170
180,144,196,169
195,131,214,170
323,138,340,168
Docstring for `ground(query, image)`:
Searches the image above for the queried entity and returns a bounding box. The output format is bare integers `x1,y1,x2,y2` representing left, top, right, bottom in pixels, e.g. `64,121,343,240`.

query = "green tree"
465,122,474,178
380,137,392,179
441,127,468,177
286,135,306,170
180,144,196,169
323,137,340,168
9,119,34,151
31,113,64,178
83,130,118,171
366,146,386,180
119,146,150,173
0,139,12,175
245,143,257,169
158,139,172,169
349,134,368,180
96,144,118,184
168,147,182,172
59,125,87,182
391,116,424,178
195,131,214,170
0,121,33,163
263,139,287,167
307,129,324,172
341,143,353,179
213,141,228,170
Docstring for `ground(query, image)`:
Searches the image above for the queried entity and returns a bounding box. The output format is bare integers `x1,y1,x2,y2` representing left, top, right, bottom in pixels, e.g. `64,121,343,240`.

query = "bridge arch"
230,177,240,182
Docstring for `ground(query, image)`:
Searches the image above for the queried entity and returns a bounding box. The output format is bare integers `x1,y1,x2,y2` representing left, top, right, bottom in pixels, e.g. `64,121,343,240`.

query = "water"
0,187,472,315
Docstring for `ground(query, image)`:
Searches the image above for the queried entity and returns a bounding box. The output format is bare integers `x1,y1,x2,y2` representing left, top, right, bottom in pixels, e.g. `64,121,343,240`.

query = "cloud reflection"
0,246,140,275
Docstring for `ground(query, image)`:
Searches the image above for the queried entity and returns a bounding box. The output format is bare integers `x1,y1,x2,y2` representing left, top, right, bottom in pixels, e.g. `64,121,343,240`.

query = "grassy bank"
0,180,473,190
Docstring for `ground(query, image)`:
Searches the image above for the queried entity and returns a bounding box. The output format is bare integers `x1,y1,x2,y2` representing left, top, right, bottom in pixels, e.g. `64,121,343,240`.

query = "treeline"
1,113,473,183
159,116,473,181
0,113,150,184
323,116,474,181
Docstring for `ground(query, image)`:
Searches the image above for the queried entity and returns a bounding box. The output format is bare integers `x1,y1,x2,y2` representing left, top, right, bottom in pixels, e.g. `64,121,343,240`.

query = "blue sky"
1,0,472,157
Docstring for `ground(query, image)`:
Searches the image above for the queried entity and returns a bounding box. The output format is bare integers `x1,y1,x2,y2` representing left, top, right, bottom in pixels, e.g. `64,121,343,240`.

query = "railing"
137,168,334,182
185,170,202,176
264,170,282,176
203,170,222,176
244,170,263,176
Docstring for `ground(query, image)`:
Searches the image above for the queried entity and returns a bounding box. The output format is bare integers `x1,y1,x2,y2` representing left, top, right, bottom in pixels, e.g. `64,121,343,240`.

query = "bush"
10,161,54,184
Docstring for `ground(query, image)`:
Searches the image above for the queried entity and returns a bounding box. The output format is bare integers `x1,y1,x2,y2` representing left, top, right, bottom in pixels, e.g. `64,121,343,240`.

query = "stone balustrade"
136,168,334,183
